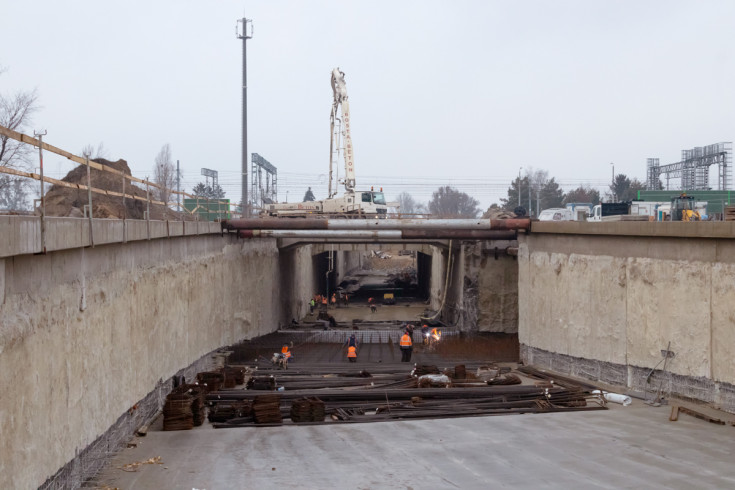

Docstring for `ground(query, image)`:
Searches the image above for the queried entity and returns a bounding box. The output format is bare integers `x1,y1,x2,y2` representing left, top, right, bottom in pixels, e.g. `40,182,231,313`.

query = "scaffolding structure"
646,142,732,190
250,153,277,211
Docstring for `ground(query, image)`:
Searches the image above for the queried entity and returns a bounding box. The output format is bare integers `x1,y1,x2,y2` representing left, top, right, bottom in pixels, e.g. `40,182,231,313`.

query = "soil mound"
43,158,190,220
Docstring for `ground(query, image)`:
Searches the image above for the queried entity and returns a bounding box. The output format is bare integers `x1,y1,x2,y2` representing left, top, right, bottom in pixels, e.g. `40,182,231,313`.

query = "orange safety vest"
347,346,357,358
282,346,291,358
400,334,412,347
431,328,438,336
322,297,328,305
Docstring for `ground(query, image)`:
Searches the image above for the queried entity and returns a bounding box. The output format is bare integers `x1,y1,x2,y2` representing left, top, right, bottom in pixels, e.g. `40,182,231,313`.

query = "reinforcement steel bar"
237,229,518,240
223,218,530,231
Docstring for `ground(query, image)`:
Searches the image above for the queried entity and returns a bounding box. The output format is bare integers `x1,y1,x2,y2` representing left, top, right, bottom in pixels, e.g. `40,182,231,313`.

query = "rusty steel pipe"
239,230,402,239
223,218,530,231
401,230,516,240
238,229,517,240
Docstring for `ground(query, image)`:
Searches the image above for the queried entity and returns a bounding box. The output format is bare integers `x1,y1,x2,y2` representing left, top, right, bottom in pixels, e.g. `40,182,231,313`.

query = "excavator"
262,68,388,218
669,194,701,221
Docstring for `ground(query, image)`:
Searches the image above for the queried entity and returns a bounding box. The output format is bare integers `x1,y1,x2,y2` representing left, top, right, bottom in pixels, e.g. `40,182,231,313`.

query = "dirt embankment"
43,158,191,220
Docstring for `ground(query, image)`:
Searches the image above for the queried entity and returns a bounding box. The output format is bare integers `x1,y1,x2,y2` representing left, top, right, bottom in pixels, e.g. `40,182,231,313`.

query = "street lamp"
518,167,523,206
610,162,615,201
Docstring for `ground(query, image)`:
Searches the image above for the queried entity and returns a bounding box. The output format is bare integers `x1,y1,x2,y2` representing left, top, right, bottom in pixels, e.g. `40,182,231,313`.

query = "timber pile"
290,397,326,423
208,401,252,423
207,363,608,429
253,395,283,424
197,371,224,392
163,393,194,431
725,206,735,221
248,376,277,391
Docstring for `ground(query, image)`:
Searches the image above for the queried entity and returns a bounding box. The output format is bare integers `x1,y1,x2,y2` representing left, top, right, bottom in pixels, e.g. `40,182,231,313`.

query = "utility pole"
237,17,253,217
176,160,181,212
518,167,523,206
611,162,615,201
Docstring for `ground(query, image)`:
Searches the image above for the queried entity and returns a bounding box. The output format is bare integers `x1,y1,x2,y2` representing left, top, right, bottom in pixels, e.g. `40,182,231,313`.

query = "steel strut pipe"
237,229,517,240
223,218,530,231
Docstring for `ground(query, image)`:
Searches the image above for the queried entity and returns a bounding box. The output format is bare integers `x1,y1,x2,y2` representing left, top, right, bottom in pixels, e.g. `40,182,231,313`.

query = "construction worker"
345,333,359,349
281,344,293,363
309,298,316,314
321,295,328,309
343,293,349,306
331,293,337,307
399,330,413,362
347,345,358,362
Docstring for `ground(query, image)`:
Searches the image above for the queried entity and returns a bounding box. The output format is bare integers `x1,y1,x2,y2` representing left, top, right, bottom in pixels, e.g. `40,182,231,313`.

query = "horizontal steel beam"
223,218,530,231
238,229,518,240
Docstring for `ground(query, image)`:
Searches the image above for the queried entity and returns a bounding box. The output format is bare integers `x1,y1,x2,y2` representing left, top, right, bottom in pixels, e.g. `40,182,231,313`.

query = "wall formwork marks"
519,232,735,413
0,234,281,489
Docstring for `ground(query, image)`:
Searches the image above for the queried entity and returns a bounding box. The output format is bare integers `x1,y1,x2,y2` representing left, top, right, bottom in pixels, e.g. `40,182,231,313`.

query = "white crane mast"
329,68,356,196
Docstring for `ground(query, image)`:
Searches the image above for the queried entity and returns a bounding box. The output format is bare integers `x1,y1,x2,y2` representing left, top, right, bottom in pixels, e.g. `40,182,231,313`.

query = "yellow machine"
383,293,395,305
682,209,701,221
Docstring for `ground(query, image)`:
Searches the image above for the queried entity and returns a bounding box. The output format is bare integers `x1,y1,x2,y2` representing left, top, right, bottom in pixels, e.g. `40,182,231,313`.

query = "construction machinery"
262,68,388,218
669,194,701,221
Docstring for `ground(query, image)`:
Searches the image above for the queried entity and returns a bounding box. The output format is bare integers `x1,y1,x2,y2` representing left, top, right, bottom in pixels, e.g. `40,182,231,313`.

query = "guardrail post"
122,173,127,243
34,130,48,253
146,178,151,240
86,156,94,247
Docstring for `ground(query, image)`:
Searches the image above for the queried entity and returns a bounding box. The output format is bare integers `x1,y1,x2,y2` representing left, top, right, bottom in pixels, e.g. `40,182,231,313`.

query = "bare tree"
395,191,417,214
153,143,175,205
428,186,480,218
0,68,39,210
80,142,109,160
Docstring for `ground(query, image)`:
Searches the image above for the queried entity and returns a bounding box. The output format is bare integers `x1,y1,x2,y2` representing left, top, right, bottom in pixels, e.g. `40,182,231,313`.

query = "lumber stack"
253,394,283,424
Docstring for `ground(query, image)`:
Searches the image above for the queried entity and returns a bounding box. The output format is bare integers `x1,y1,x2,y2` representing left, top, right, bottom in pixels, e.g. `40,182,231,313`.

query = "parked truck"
587,202,632,222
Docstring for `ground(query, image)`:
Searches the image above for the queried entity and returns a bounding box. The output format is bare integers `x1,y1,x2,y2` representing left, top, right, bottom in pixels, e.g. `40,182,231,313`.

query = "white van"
538,208,572,221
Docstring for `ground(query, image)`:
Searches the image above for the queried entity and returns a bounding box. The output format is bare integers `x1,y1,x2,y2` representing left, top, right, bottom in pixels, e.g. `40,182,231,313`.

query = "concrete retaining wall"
437,241,519,333
0,217,281,489
0,216,221,258
519,224,735,412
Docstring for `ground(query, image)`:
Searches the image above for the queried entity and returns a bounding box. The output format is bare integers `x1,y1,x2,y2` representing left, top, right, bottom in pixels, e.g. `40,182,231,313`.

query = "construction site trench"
2,217,735,488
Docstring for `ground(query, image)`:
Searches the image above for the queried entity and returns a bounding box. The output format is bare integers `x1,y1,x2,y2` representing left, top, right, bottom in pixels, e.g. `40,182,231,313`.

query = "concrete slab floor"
94,400,735,489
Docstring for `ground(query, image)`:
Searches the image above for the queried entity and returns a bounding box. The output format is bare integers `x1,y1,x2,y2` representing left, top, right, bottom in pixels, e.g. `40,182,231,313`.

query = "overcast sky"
2,0,734,209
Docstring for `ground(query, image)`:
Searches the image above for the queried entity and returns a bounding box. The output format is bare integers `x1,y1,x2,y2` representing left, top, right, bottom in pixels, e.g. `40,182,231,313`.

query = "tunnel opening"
315,251,338,297
329,250,430,304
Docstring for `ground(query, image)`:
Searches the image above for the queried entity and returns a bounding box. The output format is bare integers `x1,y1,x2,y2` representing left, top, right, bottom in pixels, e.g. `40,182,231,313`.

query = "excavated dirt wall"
518,232,735,412
0,235,280,489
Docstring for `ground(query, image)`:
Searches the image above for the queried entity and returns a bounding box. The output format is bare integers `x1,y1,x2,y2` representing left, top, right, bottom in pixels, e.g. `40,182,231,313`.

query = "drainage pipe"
223,218,530,231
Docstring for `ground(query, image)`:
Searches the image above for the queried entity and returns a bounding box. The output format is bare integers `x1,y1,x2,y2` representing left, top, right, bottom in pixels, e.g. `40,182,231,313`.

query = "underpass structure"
2,215,735,488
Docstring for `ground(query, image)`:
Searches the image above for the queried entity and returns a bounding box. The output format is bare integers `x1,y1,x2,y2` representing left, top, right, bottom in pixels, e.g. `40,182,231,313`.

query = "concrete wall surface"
438,241,518,333
519,232,735,410
0,233,280,489
278,245,317,325
0,216,221,258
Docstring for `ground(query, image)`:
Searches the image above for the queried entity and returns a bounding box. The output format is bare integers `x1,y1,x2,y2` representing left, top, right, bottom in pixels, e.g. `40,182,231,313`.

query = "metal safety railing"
0,124,231,250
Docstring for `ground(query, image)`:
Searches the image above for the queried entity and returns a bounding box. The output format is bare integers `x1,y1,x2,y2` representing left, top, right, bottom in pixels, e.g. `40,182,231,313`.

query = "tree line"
382,169,647,219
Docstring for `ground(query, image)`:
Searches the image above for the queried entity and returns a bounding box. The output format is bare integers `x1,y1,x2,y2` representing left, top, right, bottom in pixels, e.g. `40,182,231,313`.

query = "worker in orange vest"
321,296,328,308
347,345,357,362
331,293,337,307
281,344,292,363
399,330,413,362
